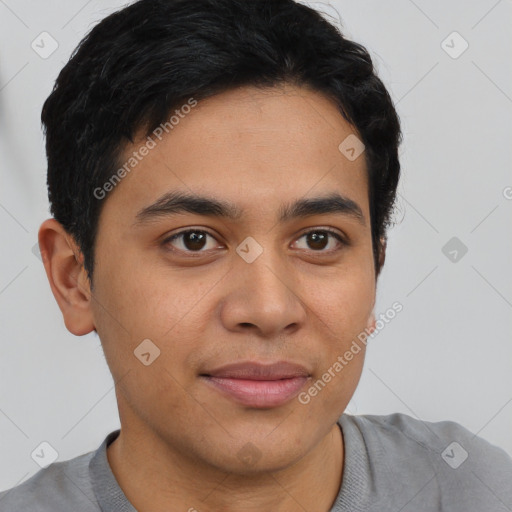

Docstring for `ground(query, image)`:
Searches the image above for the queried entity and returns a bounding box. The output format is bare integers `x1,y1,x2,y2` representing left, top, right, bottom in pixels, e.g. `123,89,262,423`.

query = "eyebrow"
133,190,365,226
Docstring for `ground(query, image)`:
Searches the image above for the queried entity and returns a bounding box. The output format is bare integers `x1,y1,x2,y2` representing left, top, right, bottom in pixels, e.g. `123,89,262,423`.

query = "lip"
204,361,310,380
200,361,311,408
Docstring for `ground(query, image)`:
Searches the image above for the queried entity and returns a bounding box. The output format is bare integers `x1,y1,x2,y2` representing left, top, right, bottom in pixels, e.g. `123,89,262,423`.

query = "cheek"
299,276,371,416
299,265,375,337
91,260,221,380
93,255,196,338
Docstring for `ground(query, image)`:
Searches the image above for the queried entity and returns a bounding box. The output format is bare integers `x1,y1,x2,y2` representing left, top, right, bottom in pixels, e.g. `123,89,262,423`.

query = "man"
1,0,511,510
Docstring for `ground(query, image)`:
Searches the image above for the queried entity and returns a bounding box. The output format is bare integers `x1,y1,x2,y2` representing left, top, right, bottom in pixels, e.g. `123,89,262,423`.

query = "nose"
219,249,307,338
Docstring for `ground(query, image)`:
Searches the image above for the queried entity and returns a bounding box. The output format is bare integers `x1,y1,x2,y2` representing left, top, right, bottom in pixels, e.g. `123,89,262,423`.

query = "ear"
367,238,387,334
376,237,387,278
366,311,376,335
38,218,96,336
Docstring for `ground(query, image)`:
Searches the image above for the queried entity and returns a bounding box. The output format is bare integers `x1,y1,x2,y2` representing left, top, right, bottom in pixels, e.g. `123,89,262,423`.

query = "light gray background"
0,0,511,491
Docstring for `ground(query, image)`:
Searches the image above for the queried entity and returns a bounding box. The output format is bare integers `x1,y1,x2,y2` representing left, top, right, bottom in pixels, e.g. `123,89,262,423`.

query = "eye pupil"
184,231,207,251
307,231,328,250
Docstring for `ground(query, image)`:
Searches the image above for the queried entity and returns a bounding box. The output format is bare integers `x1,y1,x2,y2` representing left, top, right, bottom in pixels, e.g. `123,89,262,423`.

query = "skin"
39,83,385,512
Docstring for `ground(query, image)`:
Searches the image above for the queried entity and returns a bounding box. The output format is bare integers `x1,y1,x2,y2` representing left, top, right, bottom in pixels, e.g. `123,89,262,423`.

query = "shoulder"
0,451,99,512
339,412,512,510
348,411,512,463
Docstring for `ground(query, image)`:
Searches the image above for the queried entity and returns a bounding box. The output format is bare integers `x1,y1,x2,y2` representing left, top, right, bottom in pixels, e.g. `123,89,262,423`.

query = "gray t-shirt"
1,412,511,511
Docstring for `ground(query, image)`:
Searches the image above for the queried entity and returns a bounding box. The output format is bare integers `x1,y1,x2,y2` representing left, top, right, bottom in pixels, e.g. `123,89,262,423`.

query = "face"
88,83,377,473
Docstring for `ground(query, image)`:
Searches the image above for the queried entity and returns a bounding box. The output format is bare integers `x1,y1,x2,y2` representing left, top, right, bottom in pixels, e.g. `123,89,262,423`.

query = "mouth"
199,361,311,408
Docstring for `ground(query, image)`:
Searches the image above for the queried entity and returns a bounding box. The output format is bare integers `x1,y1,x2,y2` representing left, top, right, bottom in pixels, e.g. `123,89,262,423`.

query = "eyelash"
162,227,347,255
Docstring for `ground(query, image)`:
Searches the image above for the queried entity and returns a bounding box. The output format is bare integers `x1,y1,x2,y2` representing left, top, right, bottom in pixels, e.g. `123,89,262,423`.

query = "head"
39,0,401,474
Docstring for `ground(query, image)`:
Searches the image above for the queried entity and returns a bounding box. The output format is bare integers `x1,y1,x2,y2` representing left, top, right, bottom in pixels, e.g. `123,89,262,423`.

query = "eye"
292,228,346,252
163,229,221,253
162,227,347,256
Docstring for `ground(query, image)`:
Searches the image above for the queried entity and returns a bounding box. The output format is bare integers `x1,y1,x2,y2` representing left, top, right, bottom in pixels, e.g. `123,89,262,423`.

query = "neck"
107,422,344,512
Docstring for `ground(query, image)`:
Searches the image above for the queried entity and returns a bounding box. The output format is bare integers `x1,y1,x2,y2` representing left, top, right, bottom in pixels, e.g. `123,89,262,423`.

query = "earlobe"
366,311,376,335
38,218,96,336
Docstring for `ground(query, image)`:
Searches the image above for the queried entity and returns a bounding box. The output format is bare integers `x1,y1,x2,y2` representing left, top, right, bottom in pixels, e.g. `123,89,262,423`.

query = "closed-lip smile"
200,361,311,408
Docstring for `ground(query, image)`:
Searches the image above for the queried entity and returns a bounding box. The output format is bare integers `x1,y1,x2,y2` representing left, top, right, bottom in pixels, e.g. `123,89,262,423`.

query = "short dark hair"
41,0,402,287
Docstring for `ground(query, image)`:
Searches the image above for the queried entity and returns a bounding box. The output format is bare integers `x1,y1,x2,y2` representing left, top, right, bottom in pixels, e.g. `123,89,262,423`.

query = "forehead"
100,84,369,224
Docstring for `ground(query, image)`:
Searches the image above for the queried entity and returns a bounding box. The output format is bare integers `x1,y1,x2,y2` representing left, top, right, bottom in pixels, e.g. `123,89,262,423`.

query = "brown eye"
306,231,329,250
164,229,218,252
181,231,207,251
293,229,345,252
